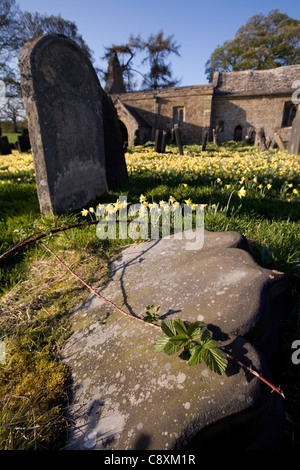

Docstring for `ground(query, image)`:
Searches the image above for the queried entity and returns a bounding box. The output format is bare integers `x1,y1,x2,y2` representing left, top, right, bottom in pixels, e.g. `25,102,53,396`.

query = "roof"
213,65,300,97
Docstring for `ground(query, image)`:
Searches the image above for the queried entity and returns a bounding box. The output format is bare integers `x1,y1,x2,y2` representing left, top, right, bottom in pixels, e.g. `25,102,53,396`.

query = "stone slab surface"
62,229,290,450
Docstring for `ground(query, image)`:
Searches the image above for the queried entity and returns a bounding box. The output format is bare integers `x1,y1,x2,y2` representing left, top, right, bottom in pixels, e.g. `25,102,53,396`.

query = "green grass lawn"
2,132,21,144
0,142,299,449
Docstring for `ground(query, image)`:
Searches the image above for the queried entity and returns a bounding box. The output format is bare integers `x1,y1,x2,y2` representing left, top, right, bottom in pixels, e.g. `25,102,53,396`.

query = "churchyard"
0,34,299,451
0,140,299,450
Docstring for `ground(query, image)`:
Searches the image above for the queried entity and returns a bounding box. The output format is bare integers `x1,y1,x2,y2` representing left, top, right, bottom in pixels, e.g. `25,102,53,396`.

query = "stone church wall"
110,65,300,146
211,94,293,143
114,85,214,144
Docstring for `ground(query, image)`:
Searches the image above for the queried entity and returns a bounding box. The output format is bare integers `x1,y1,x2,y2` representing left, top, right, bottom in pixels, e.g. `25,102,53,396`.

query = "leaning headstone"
174,124,183,155
0,136,11,155
19,34,126,214
273,133,286,152
288,104,300,155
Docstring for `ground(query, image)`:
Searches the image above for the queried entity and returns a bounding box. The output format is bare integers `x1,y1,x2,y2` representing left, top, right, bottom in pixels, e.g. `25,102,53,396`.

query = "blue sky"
16,0,300,87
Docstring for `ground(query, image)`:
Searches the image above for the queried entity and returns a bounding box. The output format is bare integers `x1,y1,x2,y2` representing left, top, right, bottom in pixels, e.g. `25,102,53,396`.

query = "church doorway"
119,120,128,146
234,125,243,141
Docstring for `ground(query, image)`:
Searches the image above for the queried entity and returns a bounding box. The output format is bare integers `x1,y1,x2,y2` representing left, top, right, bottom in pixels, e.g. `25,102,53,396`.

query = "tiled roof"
214,65,300,97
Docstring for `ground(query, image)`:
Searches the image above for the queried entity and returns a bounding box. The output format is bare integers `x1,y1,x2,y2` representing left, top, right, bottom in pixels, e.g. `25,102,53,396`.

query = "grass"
2,132,22,144
0,141,299,449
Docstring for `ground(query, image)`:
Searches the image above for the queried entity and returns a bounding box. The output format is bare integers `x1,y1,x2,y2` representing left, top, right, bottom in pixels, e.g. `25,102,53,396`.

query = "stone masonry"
110,64,300,147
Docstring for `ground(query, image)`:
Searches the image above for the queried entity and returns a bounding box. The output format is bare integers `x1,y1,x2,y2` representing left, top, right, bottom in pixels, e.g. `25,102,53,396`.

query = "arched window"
173,107,184,126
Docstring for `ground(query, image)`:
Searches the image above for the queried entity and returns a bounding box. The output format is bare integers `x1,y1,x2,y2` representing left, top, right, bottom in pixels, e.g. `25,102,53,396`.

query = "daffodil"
89,207,94,213
184,198,192,205
237,186,246,199
266,184,272,190
81,209,89,216
293,188,298,194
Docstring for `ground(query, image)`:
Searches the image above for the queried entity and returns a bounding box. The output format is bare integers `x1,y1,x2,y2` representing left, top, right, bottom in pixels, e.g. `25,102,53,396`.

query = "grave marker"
17,129,31,152
0,136,11,155
154,129,163,153
273,133,286,151
202,130,208,151
256,128,267,151
19,34,126,214
174,124,183,155
288,105,300,155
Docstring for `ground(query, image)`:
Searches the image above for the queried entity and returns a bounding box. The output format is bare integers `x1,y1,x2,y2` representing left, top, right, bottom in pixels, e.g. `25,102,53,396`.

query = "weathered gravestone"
154,129,167,153
202,130,208,151
174,124,183,155
62,229,290,451
0,136,11,155
19,34,127,214
154,129,163,153
255,128,268,151
17,129,31,152
288,104,300,155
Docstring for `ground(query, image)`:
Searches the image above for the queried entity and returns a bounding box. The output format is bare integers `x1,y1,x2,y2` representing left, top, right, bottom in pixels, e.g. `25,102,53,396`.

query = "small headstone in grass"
0,136,11,155
256,127,268,151
288,104,300,155
17,129,31,152
154,129,163,153
161,130,167,153
202,130,208,151
245,127,254,144
170,127,175,143
213,125,221,146
174,124,183,155
19,34,127,214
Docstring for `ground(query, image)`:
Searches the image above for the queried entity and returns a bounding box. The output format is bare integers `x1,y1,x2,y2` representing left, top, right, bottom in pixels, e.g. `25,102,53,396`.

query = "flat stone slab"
62,229,290,450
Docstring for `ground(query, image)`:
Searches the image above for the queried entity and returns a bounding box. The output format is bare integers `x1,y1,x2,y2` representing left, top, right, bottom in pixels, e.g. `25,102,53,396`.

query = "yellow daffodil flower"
237,186,246,199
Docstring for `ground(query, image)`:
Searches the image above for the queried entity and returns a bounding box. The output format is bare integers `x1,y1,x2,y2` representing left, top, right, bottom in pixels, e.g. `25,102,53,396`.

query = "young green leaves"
143,304,161,323
154,318,228,375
